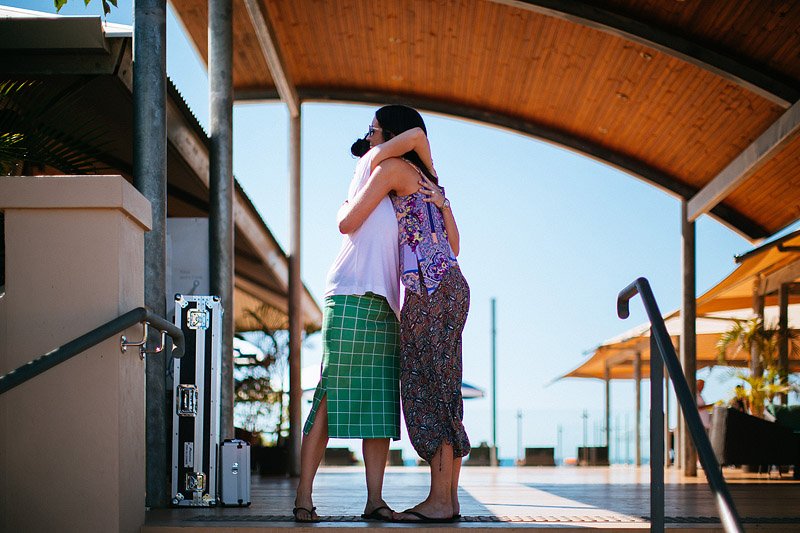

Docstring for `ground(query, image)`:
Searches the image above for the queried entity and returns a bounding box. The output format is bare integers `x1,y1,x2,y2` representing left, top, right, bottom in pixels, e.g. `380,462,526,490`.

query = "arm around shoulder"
337,160,400,234
370,127,432,173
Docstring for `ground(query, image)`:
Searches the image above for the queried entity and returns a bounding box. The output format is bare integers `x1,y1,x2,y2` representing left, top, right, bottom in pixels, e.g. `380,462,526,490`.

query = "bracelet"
441,198,451,210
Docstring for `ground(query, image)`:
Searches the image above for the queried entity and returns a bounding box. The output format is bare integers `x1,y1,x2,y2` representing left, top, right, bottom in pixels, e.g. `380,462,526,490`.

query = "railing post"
634,351,641,466
618,277,744,533
650,331,665,532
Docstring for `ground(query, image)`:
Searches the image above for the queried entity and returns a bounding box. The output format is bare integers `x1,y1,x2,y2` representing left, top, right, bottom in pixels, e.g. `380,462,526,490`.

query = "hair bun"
351,138,370,157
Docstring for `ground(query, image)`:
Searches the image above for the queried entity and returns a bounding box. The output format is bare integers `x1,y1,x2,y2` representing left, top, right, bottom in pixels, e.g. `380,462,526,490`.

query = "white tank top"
324,148,400,317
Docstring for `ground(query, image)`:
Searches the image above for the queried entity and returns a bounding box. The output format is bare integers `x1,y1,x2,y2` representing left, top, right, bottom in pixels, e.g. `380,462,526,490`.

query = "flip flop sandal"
398,510,457,523
361,505,394,521
292,506,320,523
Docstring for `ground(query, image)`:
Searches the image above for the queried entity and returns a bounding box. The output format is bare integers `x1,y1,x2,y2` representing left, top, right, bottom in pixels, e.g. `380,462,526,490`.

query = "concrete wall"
0,176,152,533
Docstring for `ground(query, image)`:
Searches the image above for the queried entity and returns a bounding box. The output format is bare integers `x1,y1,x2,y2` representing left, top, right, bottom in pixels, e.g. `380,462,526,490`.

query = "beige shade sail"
559,231,800,380
696,231,800,315
560,306,800,380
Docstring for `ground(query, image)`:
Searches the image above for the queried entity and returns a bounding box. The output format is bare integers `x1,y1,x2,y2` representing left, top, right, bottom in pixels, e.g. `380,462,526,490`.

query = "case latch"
177,385,198,417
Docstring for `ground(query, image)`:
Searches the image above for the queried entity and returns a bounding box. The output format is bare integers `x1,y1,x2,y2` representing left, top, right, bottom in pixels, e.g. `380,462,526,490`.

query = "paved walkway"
144,465,800,530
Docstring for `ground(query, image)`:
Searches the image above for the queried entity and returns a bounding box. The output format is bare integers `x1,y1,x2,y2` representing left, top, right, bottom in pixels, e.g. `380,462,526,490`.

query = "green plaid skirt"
304,293,401,439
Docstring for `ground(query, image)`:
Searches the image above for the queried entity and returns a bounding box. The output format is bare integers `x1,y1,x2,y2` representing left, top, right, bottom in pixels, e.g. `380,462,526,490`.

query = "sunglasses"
367,125,382,137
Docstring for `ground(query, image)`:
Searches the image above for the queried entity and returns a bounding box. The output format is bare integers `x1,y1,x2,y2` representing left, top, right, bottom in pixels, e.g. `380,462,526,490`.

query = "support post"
133,0,168,508
209,0,235,440
751,286,765,379
604,364,611,448
490,297,498,466
634,351,641,466
680,200,697,476
288,111,303,476
778,283,790,405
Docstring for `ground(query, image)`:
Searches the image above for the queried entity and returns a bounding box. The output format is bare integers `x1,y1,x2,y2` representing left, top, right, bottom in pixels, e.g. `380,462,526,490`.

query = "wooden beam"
688,99,800,222
242,0,299,117
235,276,288,313
490,0,799,108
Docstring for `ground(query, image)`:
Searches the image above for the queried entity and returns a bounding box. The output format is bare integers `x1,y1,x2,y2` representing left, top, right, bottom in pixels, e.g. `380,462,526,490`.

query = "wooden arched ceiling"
171,0,800,241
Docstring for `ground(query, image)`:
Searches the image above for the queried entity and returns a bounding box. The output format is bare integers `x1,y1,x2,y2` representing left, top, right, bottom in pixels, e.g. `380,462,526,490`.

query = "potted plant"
234,307,293,475
716,317,797,418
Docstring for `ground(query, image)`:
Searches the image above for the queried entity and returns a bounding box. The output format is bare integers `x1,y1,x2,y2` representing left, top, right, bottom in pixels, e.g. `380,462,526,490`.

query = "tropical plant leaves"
53,0,116,16
233,309,294,439
715,317,799,417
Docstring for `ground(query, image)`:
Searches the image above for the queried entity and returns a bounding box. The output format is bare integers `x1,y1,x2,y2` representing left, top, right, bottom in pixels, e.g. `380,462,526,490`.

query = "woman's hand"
418,174,447,209
419,173,459,255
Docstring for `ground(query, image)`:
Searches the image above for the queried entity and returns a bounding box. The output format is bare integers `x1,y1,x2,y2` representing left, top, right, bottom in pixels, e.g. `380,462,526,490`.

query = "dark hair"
350,136,371,158
350,104,437,183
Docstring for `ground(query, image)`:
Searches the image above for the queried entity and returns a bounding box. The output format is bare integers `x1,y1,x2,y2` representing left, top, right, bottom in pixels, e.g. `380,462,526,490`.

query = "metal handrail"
0,307,184,396
617,277,744,533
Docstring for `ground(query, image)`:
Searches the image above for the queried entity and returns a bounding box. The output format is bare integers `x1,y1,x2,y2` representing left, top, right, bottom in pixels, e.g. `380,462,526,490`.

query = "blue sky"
19,1,799,462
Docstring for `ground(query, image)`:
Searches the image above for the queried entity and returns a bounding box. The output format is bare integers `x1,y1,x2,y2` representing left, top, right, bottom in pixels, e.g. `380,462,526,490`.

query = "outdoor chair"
709,406,800,476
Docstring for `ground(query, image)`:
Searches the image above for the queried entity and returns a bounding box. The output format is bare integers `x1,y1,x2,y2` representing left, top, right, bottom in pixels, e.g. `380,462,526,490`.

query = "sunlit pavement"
144,465,800,531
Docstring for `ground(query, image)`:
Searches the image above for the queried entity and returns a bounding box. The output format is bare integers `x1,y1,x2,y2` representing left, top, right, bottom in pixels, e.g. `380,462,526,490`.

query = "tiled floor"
144,465,800,531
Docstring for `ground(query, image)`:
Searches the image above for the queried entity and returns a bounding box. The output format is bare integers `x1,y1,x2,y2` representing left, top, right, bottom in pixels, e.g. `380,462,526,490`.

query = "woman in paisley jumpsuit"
339,105,470,523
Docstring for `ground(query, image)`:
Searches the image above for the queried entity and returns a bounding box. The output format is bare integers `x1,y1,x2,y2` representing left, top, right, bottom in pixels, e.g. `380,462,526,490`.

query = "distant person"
339,105,470,523
696,379,711,430
730,384,749,413
293,108,436,523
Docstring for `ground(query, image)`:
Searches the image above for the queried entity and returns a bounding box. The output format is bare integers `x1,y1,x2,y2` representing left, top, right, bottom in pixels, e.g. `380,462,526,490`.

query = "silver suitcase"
171,294,223,506
219,439,251,506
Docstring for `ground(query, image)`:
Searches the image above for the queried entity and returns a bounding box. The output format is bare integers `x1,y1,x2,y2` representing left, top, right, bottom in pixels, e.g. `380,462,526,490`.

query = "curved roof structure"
172,0,800,242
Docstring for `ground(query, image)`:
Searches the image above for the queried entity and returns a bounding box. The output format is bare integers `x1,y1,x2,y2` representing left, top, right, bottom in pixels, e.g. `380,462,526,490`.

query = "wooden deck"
143,465,800,531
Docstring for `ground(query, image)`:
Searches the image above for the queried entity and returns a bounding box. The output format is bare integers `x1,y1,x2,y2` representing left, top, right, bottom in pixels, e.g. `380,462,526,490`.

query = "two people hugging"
293,105,471,523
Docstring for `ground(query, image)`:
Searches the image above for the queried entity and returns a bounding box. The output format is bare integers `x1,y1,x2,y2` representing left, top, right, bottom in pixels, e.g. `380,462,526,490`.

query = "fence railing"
0,307,183,395
617,277,744,533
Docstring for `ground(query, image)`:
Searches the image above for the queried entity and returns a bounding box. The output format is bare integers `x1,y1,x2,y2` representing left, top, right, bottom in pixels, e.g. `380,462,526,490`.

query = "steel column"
288,111,303,476
778,283,790,405
681,200,697,476
209,0,235,439
491,297,498,466
634,351,641,466
133,0,168,508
